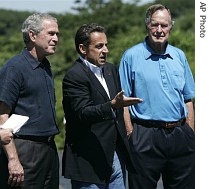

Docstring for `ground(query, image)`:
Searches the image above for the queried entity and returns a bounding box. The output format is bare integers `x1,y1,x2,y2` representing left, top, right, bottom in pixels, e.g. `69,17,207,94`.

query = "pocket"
183,123,195,136
180,123,195,149
172,71,185,90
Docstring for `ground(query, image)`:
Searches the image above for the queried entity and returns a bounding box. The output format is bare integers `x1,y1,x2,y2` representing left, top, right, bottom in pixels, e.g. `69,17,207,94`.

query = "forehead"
90,32,107,43
42,19,57,27
39,20,58,34
151,9,171,23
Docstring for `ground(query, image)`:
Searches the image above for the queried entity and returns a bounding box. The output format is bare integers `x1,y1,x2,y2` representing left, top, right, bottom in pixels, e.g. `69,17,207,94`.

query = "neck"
147,38,166,54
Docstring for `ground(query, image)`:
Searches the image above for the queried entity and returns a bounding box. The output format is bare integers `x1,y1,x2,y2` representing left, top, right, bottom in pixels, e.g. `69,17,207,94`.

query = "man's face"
84,32,109,67
147,9,172,45
34,20,59,57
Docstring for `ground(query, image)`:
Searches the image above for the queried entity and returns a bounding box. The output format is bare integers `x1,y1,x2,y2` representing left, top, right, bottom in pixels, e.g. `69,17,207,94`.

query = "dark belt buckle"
165,122,177,128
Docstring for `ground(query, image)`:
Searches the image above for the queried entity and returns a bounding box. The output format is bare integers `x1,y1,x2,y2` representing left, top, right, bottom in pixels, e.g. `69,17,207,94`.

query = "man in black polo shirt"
0,13,60,189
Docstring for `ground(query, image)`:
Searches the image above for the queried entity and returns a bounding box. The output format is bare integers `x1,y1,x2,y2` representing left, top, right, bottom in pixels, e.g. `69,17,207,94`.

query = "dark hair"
75,23,106,54
145,4,174,28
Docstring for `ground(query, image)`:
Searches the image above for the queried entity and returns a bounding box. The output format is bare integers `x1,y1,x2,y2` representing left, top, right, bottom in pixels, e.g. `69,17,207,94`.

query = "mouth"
49,45,57,50
154,35,162,38
100,56,106,61
153,33,164,38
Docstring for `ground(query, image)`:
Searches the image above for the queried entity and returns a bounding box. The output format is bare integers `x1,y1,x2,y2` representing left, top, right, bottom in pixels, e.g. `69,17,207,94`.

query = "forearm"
1,115,21,177
185,101,195,131
123,107,133,135
0,117,19,162
0,101,19,160
0,113,9,126
3,140,19,160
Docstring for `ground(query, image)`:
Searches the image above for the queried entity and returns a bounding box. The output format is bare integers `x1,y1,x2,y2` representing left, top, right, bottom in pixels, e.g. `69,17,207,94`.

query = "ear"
170,21,175,32
145,24,150,32
29,30,36,42
79,44,87,55
170,24,173,31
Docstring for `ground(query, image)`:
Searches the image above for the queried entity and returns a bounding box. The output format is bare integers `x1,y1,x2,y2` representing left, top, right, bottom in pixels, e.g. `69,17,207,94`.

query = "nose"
103,46,109,53
53,34,59,42
156,24,163,32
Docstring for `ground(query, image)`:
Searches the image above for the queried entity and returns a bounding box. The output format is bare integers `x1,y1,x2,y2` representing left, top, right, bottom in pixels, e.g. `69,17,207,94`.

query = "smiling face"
147,9,172,49
80,32,109,67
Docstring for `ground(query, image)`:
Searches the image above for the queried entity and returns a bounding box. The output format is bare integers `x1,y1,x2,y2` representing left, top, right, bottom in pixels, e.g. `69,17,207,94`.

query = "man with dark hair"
62,23,142,189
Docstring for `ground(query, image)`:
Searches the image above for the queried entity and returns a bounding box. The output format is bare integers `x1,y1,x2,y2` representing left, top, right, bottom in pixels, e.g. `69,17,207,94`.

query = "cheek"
149,30,158,37
89,50,99,58
164,32,170,38
36,37,48,45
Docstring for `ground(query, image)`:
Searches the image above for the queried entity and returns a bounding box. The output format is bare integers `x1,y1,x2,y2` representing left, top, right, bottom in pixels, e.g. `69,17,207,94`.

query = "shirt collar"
143,37,173,60
79,56,103,76
22,48,50,70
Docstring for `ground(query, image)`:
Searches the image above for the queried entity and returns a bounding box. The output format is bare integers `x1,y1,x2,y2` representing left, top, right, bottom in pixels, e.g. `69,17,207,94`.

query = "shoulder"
63,59,88,81
0,54,26,78
167,44,186,57
3,54,22,67
122,42,144,57
65,59,86,73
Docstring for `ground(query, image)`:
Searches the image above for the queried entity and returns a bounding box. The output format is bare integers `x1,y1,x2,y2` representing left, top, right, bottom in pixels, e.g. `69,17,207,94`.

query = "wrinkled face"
147,9,172,45
31,19,59,59
80,32,109,67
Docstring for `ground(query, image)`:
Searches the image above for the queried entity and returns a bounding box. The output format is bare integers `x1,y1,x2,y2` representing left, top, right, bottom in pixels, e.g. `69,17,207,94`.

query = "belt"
14,135,54,143
132,119,186,129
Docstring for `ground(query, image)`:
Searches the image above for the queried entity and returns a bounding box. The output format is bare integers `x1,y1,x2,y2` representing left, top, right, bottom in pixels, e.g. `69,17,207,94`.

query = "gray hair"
145,4,174,28
21,13,57,44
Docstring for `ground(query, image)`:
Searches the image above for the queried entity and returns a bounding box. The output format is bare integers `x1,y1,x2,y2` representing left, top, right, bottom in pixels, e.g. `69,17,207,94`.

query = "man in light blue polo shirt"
119,4,195,189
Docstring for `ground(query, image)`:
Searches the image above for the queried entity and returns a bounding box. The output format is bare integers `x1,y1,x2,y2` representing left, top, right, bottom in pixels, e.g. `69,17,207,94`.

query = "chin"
154,38,165,44
50,49,56,53
101,61,106,65
46,51,55,56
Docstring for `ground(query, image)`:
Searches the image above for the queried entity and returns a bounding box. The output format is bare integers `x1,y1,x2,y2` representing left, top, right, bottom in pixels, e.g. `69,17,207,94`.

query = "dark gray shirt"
0,49,59,136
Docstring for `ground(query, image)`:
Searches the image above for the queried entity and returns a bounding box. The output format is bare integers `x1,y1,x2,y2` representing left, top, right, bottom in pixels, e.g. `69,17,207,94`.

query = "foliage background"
0,0,194,149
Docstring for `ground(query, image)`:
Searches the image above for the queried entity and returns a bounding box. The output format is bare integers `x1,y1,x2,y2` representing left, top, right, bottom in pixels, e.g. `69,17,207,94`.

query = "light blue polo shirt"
119,37,195,121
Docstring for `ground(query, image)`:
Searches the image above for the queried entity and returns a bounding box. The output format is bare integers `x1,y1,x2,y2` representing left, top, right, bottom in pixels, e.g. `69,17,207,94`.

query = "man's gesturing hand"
111,90,143,109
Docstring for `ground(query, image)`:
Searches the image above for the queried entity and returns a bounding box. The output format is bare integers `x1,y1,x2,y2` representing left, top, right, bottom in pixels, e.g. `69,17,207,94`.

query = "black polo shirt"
0,49,59,136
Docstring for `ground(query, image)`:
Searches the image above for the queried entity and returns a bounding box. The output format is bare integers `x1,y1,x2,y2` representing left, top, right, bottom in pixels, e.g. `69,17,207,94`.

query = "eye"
48,31,59,36
151,23,159,28
161,24,169,28
150,22,169,30
96,44,105,49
